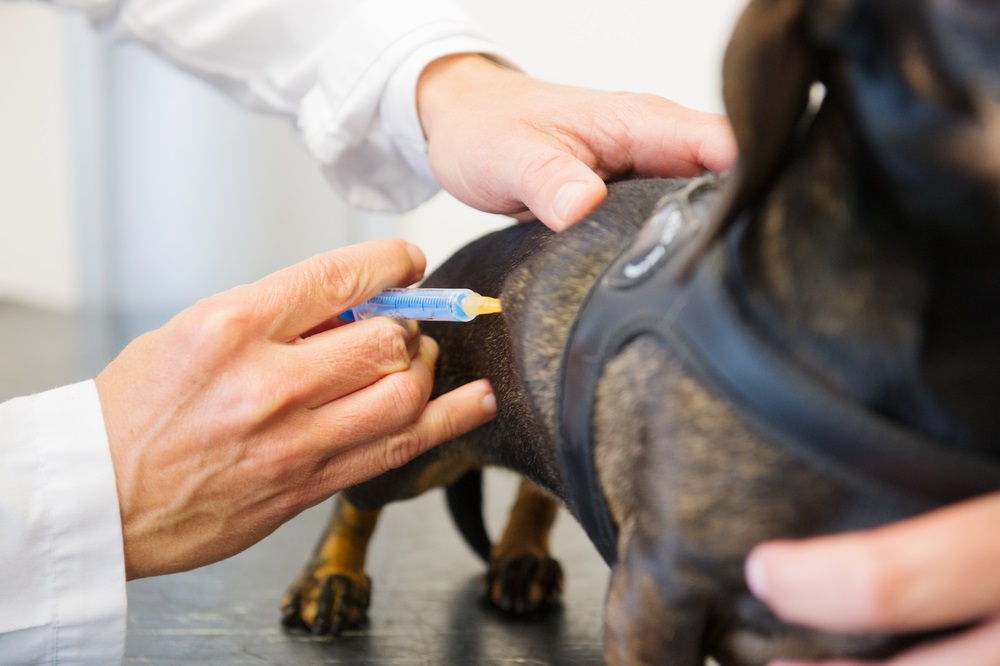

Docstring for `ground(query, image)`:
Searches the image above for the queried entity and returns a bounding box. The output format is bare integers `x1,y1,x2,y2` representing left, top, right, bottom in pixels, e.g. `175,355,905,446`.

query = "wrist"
416,53,520,142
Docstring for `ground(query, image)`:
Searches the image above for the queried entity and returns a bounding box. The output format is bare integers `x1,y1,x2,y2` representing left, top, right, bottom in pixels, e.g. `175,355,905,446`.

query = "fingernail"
745,549,770,601
400,319,419,338
481,389,497,416
404,242,426,280
746,541,861,632
421,335,439,357
553,181,591,227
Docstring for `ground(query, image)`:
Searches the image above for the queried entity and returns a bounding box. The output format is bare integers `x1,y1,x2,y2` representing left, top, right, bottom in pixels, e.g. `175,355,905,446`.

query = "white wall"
0,6,80,310
0,1,746,317
107,43,354,318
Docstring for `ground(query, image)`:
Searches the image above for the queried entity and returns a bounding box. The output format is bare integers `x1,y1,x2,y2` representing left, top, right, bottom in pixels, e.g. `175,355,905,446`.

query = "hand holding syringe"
340,288,502,322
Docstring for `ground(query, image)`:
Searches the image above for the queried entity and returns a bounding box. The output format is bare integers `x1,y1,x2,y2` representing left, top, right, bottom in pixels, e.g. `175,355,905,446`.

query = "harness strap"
557,176,720,565
557,175,1000,566
671,235,1000,506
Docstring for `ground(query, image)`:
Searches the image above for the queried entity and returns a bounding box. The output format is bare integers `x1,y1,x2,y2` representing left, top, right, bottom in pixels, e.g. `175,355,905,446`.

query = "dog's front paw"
281,568,371,636
485,552,564,614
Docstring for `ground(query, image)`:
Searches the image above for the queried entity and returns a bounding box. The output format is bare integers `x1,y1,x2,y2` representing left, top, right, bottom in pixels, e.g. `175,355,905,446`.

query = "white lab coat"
0,1,510,662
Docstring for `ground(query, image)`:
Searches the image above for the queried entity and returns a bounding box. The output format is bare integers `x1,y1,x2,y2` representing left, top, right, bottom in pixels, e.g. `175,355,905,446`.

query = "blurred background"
0,0,744,366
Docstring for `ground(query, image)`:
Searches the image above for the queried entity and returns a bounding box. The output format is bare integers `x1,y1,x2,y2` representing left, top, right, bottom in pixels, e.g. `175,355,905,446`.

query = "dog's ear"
722,0,816,193
677,0,817,275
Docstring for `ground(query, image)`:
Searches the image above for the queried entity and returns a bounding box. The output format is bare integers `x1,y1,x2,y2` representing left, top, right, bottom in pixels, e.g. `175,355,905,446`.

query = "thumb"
520,150,608,231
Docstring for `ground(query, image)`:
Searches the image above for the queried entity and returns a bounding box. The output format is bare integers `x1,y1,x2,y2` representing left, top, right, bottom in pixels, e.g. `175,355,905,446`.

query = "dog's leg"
604,531,709,666
485,477,564,614
280,495,379,635
595,339,716,665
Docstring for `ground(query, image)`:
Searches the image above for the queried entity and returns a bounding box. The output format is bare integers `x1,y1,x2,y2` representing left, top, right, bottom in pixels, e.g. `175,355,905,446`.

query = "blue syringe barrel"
342,288,481,322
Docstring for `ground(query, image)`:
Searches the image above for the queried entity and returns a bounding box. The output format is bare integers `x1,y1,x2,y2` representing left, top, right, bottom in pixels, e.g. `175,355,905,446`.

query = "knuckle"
178,295,255,360
256,381,301,423
223,377,284,430
202,302,254,340
382,428,424,470
431,414,462,449
627,91,676,112
308,251,369,309
383,372,427,422
852,545,901,625
373,320,413,372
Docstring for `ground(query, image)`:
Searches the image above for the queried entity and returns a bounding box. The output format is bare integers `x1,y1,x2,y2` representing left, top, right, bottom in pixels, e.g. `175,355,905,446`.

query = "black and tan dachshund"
282,0,1000,663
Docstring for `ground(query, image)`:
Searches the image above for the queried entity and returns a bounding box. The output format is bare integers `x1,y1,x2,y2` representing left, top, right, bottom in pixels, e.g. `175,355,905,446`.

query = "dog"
281,0,1000,663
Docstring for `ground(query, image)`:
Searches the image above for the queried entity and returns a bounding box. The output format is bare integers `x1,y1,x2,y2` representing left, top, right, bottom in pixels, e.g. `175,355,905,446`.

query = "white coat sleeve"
49,0,516,211
0,381,126,665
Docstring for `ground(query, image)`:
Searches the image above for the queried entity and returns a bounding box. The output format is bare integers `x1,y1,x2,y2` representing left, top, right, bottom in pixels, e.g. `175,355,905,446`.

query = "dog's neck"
729,98,1000,455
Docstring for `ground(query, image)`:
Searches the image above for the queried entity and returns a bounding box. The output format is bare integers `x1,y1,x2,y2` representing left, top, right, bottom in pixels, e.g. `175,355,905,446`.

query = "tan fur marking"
410,456,477,496
492,478,559,559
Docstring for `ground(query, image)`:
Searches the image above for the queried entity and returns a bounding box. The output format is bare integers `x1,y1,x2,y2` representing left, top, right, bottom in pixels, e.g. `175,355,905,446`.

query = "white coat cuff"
0,381,126,663
379,38,516,198
299,0,514,212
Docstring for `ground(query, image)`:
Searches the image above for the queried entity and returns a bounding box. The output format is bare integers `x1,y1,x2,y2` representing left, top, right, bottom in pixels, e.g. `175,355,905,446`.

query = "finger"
517,148,609,231
290,317,421,408
872,615,1000,666
517,101,737,231
251,239,426,340
316,377,497,492
619,98,737,177
303,335,441,451
769,615,1000,666
745,492,1000,634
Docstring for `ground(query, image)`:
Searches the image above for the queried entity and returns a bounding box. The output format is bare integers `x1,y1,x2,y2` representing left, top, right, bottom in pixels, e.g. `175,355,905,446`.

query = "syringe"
340,288,502,322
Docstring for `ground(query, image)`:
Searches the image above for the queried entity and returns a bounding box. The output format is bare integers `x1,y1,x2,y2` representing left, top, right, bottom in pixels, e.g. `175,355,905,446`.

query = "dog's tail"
445,469,492,562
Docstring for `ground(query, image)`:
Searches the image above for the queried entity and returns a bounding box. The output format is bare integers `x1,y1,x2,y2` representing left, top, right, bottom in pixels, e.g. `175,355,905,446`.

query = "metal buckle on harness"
606,174,721,289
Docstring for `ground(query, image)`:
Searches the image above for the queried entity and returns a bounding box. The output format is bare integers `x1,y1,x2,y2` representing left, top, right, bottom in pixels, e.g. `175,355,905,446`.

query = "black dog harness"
556,175,1000,566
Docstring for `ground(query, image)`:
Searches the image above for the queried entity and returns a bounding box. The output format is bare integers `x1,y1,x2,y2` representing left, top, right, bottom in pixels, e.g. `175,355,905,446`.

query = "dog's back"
423,180,686,487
